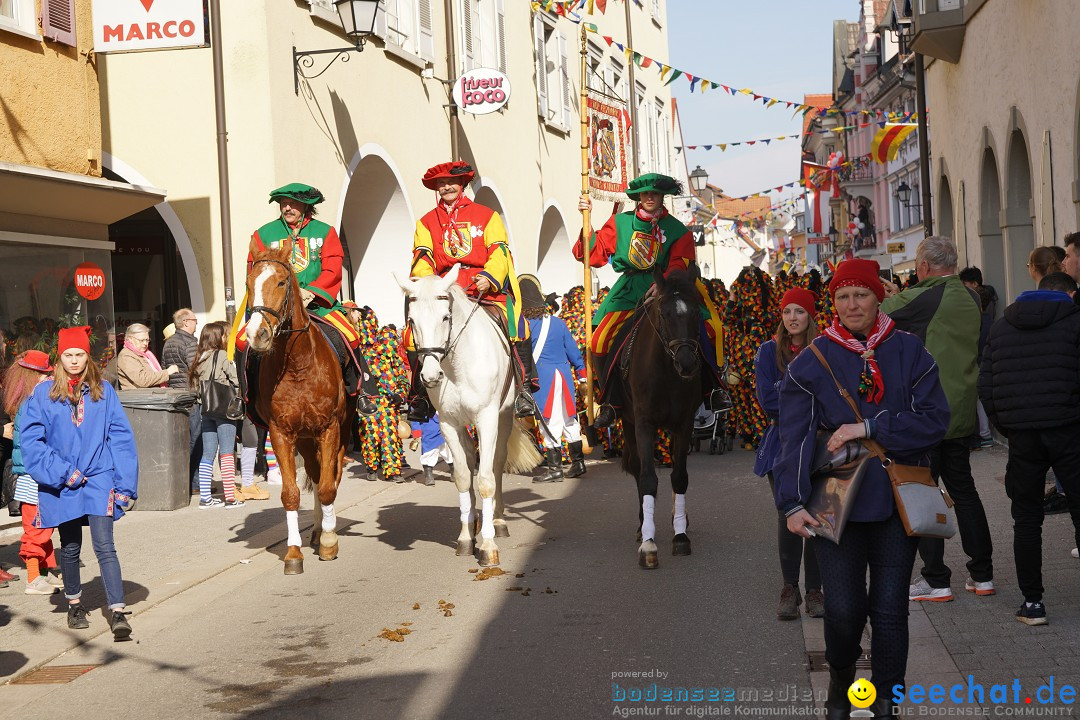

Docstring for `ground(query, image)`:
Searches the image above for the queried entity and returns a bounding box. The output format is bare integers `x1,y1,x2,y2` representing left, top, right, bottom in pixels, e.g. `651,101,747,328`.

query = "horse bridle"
643,292,700,366
249,258,311,339
409,290,482,368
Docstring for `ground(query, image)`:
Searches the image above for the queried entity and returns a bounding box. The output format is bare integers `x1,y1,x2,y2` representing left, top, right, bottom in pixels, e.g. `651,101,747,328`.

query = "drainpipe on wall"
209,0,236,327
914,52,933,238
444,0,459,160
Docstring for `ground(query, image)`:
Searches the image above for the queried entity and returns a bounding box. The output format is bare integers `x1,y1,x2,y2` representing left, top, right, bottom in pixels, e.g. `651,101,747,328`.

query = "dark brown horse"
245,238,349,575
619,263,706,568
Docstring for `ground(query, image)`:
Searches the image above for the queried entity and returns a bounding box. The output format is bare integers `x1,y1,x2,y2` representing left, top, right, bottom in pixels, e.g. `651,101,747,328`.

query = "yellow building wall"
0,0,102,175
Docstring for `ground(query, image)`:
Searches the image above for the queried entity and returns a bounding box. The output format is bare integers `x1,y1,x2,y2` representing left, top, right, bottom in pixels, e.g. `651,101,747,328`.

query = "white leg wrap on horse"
458,492,473,525
673,493,687,535
321,503,336,533
641,495,656,542
480,496,495,540
286,510,301,547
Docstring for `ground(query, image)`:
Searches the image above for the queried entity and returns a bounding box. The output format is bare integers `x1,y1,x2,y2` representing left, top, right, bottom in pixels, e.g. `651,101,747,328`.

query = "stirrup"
513,391,536,418
594,404,617,428
407,396,435,423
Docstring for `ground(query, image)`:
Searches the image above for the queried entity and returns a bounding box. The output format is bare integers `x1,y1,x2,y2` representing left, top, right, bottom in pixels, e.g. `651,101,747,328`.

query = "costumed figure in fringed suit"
363,325,409,482
723,266,776,449
408,161,537,421
356,308,384,480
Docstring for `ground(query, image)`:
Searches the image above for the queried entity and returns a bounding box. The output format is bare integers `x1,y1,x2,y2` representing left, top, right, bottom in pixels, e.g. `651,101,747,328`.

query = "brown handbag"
809,345,956,539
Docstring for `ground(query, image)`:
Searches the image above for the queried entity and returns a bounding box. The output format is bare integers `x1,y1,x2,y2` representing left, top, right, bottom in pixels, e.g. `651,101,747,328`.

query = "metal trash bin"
117,388,197,511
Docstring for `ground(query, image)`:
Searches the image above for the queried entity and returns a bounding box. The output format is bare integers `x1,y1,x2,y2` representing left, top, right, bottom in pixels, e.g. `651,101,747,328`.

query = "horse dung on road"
245,237,350,575
397,266,542,567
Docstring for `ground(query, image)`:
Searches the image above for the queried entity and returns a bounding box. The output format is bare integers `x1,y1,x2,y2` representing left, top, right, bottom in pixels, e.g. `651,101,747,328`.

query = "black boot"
566,440,586,478
592,352,623,429
825,664,856,720
869,697,893,719
513,340,539,418
534,448,564,483
423,466,435,486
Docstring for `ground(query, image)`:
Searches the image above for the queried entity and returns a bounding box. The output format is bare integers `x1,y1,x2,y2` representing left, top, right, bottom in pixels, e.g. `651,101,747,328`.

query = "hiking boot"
964,576,996,596
67,603,90,630
513,391,536,418
594,404,617,429
423,466,436,486
25,576,59,595
199,498,224,509
565,441,586,478
804,589,825,618
109,611,132,640
240,483,269,500
909,577,953,602
776,584,801,621
1016,601,1048,626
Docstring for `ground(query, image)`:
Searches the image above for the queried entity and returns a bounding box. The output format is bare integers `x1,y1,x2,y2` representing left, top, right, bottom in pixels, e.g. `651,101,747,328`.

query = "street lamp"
689,166,709,193
293,0,382,95
896,181,921,208
828,224,840,246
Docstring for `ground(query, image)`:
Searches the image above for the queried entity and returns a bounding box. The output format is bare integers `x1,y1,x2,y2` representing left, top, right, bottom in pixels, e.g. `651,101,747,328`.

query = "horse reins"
411,281,483,367
642,293,700,366
249,258,312,339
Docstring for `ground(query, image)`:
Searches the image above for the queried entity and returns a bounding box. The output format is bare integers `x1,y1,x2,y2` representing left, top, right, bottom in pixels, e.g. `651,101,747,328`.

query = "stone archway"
938,173,954,246
1003,119,1035,298
340,148,415,327
535,202,580,295
979,144,1005,305
472,179,515,254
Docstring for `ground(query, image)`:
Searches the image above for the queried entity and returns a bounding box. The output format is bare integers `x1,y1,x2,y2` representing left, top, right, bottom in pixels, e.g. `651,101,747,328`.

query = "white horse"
397,266,541,566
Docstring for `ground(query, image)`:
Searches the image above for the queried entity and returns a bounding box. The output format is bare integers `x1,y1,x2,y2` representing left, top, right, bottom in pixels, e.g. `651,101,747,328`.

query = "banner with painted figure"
586,89,631,201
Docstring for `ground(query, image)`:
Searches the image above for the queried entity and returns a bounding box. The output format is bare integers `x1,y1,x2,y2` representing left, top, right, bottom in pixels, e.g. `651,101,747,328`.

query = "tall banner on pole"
586,88,631,202
803,161,836,239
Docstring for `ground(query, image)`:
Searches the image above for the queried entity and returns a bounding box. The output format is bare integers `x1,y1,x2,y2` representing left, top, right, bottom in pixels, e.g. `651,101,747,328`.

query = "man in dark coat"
161,308,200,492
978,272,1080,626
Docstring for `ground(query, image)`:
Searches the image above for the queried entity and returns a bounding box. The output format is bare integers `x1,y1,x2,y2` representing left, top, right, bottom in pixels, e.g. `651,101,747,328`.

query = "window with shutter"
495,0,506,74
533,13,548,119
41,0,76,47
417,0,435,62
558,30,571,130
461,0,476,71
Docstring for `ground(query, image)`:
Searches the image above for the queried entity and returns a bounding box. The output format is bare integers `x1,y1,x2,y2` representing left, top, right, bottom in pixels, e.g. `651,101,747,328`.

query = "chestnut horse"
619,264,706,569
245,238,349,575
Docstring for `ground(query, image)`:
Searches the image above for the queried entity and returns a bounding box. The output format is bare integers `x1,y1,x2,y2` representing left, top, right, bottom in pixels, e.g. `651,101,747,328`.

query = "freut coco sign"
452,68,511,116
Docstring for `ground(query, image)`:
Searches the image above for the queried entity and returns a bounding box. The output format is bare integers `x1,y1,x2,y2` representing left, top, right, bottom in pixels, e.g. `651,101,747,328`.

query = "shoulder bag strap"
808,343,889,463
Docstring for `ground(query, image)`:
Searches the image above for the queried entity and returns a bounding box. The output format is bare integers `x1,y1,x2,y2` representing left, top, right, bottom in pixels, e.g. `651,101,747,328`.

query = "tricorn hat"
518,274,559,313
625,173,684,199
422,161,475,190
268,183,325,205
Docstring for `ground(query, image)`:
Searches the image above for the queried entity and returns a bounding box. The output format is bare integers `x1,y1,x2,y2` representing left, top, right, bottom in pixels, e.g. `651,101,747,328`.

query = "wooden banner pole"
579,24,595,426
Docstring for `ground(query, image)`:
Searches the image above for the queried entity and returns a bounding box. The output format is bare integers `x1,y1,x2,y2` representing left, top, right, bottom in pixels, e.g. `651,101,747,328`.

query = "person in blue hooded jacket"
21,325,139,640
754,287,822,622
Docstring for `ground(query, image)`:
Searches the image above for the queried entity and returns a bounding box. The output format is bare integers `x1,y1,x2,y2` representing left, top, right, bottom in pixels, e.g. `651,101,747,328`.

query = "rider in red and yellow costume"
409,161,537,419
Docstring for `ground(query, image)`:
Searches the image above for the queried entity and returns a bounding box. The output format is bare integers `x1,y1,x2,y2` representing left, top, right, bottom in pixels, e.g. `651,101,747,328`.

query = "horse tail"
505,421,543,475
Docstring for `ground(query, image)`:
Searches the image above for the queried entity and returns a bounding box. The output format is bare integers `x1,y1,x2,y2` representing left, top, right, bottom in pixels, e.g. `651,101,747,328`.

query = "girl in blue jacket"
22,326,139,640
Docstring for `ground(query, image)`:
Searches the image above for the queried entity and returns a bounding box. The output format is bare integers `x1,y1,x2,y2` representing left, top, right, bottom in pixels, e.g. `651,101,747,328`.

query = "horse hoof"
638,539,659,569
455,541,475,557
478,549,500,567
494,523,510,538
672,533,692,556
284,558,304,575
318,544,339,561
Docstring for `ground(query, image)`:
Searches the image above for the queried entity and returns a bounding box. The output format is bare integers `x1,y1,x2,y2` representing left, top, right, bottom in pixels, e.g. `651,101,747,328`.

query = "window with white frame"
586,41,603,92
375,0,436,62
650,0,662,25
0,0,37,37
636,82,651,171
461,0,506,73
533,12,572,131
654,98,669,174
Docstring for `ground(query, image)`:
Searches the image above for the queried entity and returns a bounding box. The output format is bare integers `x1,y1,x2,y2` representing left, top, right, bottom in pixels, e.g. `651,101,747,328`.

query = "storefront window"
0,241,116,373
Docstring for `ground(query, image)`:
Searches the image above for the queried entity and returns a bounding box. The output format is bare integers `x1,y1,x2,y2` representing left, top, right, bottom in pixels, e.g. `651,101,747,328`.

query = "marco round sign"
453,68,511,115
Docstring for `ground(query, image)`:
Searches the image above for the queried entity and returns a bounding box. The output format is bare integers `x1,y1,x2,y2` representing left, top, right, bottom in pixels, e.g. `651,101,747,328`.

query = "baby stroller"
692,385,734,455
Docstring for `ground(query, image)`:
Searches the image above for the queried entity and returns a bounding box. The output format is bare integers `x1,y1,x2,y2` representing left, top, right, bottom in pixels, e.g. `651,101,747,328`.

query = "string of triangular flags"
676,116,920,153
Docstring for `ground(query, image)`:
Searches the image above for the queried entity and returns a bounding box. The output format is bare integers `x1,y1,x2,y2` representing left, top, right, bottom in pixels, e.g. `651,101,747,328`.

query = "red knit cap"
57,326,92,355
829,258,885,302
422,161,475,190
780,288,818,318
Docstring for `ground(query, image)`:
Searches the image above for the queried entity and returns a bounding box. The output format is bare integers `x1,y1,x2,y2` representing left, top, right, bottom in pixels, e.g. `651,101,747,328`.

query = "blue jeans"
814,512,918,693
189,403,203,491
201,416,237,461
58,514,126,609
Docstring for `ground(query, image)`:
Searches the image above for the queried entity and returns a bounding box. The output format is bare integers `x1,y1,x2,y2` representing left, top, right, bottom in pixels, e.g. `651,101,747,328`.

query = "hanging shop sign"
887,242,906,254
452,68,511,115
74,262,107,301
92,0,208,53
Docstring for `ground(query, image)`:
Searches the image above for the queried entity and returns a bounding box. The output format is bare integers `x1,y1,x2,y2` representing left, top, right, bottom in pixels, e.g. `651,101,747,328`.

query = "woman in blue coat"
754,287,822,622
520,276,587,482
22,326,139,640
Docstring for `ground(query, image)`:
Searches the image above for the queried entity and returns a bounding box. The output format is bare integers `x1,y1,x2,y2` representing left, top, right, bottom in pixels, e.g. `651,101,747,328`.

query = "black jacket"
978,291,1080,431
161,329,198,390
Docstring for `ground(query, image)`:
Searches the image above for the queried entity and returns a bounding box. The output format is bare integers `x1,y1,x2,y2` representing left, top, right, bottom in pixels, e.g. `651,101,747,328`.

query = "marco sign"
452,69,511,115
92,0,207,53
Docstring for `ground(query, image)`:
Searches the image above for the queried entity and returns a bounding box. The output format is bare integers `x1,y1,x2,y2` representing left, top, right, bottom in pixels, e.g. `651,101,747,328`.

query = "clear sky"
667,0,859,204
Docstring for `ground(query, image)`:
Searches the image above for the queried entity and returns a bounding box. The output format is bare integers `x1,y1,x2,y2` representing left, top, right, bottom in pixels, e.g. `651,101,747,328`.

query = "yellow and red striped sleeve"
411,220,436,278
479,211,510,290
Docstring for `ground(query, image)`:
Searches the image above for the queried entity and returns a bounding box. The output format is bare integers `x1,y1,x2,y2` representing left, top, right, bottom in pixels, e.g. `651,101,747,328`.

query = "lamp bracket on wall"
293,41,365,95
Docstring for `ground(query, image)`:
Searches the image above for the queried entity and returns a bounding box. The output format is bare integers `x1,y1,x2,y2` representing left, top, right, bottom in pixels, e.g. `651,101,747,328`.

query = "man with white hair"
881,235,994,602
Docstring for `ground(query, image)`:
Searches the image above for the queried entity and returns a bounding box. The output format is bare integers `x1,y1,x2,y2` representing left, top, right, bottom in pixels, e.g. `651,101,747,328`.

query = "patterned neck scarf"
635,205,668,248
436,196,472,252
823,310,894,404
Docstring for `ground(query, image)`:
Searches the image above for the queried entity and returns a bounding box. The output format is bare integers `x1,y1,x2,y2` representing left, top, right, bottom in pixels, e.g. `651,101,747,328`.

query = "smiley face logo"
848,678,876,709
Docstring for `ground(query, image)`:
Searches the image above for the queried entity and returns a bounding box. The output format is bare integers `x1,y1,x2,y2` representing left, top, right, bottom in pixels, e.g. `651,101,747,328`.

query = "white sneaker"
1071,548,1078,559
25,576,59,595
267,467,282,485
909,577,954,602
198,498,225,509
964,576,996,596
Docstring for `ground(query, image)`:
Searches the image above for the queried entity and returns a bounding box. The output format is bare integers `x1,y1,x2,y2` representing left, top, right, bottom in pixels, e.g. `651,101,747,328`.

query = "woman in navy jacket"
22,326,139,640
774,260,949,720
755,287,822,622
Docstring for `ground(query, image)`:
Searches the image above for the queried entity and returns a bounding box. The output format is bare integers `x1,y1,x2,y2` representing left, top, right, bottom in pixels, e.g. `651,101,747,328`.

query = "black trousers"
918,438,994,586
1003,424,1080,602
815,513,918,692
769,475,821,590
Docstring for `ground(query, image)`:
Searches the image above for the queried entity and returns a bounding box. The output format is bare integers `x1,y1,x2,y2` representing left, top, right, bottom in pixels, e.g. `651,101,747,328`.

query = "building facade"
98,0,681,333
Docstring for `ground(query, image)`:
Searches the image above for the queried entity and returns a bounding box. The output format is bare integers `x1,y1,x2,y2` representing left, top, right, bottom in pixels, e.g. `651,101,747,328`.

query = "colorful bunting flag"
870,124,918,164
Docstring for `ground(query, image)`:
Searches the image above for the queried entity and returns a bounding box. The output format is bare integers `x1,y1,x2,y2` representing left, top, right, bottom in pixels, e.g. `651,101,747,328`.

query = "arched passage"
937,173,954,246
979,145,1005,306
473,179,515,255
1004,122,1035,297
535,202,580,294
340,150,414,327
